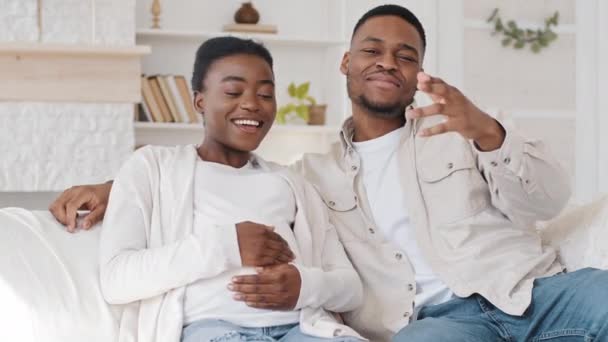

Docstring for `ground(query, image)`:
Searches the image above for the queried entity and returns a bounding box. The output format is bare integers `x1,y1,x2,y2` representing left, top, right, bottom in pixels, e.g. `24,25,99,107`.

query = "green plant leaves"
296,82,310,99
288,82,296,97
487,8,559,53
276,82,318,124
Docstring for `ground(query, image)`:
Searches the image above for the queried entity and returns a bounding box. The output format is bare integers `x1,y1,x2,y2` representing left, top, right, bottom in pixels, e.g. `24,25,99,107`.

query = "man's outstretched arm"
49,181,113,232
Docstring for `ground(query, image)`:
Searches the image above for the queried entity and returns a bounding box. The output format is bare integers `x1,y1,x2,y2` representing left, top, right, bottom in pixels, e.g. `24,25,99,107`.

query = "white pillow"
0,208,120,342
539,195,608,271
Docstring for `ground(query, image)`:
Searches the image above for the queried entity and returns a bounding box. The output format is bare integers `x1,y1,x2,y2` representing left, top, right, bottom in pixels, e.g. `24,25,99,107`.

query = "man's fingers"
49,189,76,226
417,81,452,99
65,202,81,232
82,205,105,230
417,71,445,85
419,123,451,138
406,103,446,120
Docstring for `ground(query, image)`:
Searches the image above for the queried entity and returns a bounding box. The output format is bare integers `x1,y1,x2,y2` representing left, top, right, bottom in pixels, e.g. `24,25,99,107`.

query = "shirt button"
403,311,410,318
395,253,403,260
351,165,358,171
447,162,454,169
369,228,375,234
407,283,414,291
333,328,343,336
490,161,498,167
504,157,511,164
328,201,336,207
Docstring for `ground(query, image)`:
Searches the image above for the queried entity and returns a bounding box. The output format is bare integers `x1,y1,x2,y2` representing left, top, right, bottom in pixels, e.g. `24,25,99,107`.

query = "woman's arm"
99,150,241,305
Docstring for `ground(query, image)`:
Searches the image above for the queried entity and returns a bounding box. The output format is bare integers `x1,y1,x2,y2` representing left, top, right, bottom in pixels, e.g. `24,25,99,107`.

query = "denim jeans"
393,268,608,341
181,319,361,342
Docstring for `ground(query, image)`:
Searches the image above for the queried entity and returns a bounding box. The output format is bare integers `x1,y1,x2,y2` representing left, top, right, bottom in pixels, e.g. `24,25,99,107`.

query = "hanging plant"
486,8,559,53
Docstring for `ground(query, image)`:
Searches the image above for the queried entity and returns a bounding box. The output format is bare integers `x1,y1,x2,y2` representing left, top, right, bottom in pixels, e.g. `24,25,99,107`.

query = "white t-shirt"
353,127,453,313
183,159,301,327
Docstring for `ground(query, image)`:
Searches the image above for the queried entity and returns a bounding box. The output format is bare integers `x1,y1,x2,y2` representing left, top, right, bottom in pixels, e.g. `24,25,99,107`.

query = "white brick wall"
0,103,134,191
0,0,38,42
0,0,137,193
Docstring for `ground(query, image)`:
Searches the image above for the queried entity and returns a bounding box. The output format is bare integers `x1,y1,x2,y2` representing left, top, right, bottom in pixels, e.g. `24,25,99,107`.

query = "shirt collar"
338,106,416,158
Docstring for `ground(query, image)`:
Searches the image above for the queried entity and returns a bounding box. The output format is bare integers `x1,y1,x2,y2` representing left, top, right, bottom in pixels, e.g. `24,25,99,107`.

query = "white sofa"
1,196,607,342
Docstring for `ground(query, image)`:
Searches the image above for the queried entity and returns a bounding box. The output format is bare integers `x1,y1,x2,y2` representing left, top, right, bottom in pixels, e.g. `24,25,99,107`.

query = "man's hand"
236,221,295,267
49,182,112,233
228,263,301,310
407,71,506,151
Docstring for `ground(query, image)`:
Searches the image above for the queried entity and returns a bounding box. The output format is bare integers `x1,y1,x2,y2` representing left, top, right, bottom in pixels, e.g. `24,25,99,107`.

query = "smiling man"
49,4,608,342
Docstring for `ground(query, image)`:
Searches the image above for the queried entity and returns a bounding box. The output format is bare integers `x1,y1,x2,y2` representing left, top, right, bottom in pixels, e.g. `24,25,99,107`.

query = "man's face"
194,54,276,153
341,15,423,118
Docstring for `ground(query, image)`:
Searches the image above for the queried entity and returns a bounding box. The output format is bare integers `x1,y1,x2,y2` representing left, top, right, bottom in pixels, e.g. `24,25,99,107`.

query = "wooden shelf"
136,28,347,48
0,43,150,103
0,42,150,57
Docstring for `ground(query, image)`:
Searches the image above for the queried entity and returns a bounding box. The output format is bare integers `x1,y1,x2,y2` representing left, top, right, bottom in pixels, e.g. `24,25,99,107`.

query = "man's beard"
347,76,412,118
358,94,407,118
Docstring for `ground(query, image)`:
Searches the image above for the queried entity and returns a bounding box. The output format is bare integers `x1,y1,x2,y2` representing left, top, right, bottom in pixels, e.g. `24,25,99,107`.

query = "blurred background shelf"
136,29,348,47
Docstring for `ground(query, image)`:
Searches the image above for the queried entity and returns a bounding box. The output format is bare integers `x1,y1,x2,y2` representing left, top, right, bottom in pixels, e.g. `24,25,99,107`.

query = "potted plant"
276,82,327,125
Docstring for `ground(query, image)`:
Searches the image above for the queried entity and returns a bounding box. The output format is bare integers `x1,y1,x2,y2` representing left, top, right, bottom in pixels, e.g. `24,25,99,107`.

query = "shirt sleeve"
292,223,363,313
474,119,572,228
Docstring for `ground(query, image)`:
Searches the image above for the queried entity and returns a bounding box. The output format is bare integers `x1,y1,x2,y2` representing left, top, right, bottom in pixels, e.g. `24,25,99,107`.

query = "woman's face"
194,54,276,153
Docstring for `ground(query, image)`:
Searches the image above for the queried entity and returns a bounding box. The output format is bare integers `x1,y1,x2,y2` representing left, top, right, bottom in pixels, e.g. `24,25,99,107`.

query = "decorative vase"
234,2,260,24
151,0,161,29
307,104,327,125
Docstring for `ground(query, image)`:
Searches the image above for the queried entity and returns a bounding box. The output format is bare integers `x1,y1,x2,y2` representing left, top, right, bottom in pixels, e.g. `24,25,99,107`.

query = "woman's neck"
196,139,250,168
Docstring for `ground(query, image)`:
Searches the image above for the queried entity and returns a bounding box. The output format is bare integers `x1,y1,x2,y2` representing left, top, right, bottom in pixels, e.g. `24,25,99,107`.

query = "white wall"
0,0,136,207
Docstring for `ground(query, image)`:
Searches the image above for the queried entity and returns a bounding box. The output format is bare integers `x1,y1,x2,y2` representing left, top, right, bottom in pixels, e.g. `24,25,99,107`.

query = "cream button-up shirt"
291,116,570,342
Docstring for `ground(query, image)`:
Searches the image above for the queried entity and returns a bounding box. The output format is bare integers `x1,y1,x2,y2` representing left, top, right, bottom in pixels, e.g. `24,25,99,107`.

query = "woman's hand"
228,264,301,310
236,221,295,267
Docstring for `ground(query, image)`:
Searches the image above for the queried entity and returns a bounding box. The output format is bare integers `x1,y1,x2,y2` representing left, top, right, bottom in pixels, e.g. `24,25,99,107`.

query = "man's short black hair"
352,4,426,50
191,36,273,92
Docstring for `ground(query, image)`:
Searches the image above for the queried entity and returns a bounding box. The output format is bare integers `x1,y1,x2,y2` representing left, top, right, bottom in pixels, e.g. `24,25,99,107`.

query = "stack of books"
137,75,202,124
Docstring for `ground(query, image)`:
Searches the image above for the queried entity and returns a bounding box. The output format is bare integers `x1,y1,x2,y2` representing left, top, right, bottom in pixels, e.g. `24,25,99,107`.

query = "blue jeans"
181,319,360,342
393,268,608,341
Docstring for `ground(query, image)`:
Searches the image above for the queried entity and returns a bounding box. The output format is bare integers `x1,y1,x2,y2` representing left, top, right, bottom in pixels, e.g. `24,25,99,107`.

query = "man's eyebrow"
360,36,419,57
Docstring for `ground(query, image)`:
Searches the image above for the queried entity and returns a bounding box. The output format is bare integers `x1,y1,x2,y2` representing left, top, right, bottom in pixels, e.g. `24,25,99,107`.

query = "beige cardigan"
99,145,365,342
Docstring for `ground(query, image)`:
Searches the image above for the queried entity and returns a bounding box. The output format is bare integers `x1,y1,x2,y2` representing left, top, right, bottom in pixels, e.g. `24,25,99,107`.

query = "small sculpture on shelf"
234,2,259,24
224,1,277,34
276,82,326,126
151,0,162,29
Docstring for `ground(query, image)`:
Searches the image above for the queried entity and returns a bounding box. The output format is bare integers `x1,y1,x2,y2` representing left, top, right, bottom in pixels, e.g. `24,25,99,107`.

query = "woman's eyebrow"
221,76,274,86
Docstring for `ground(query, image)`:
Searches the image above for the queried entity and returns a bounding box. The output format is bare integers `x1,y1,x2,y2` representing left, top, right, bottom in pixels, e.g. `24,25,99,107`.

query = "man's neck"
351,105,406,142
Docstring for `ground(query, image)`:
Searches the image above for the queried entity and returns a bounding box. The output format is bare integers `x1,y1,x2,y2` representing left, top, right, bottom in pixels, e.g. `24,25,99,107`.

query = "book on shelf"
137,75,202,125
